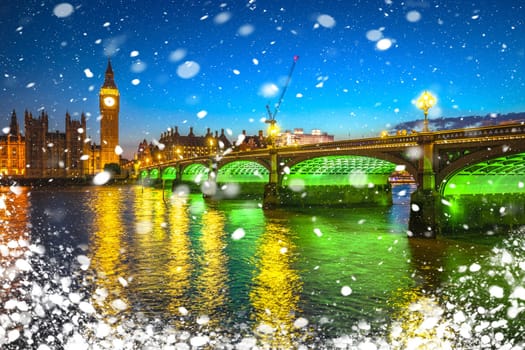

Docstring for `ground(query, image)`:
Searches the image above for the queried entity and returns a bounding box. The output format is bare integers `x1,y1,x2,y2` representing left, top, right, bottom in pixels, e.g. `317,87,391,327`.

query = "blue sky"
1,0,524,158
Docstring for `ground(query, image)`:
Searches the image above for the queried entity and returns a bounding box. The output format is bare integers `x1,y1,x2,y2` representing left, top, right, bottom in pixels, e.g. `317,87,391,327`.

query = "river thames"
0,184,524,349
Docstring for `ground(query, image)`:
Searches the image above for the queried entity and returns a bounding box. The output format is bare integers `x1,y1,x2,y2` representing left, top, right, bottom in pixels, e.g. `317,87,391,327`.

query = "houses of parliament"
0,60,120,179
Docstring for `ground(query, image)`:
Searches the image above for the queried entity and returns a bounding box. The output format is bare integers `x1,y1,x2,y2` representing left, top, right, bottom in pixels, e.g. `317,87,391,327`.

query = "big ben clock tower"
99,59,120,169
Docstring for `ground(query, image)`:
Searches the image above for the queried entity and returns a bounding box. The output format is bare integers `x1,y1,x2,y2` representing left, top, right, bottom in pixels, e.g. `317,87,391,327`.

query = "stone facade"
0,111,25,176
24,110,87,178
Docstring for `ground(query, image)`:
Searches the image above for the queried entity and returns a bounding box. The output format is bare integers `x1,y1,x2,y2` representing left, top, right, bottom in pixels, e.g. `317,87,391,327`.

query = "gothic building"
99,59,120,168
1,60,121,179
0,110,25,176
24,110,88,178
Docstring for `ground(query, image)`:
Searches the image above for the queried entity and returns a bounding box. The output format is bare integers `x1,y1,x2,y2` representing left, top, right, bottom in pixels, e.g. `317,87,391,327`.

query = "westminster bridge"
136,123,525,238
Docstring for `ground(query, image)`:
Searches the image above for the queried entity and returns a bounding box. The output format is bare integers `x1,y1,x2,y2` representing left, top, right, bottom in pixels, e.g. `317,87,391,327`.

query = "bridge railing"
137,122,525,171
433,123,525,141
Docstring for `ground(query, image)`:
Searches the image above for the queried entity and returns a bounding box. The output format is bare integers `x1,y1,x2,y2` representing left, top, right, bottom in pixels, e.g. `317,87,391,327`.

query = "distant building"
277,128,334,146
238,130,267,151
0,110,25,176
137,127,233,164
137,127,333,160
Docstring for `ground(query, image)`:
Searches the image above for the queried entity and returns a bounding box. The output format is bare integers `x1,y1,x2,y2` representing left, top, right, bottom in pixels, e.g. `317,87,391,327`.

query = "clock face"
103,96,116,107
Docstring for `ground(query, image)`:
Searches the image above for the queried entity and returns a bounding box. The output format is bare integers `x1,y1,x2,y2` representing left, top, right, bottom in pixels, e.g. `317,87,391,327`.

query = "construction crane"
265,55,299,140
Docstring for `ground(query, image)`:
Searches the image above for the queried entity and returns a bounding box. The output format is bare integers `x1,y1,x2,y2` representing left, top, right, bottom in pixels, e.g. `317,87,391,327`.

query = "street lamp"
266,120,280,148
416,91,436,132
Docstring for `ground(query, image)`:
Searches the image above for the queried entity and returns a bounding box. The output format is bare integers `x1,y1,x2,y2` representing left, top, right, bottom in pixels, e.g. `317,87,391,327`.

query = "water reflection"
89,187,130,318
3,185,521,348
251,215,303,347
0,186,28,242
389,291,454,349
0,186,30,296
282,206,413,335
193,206,229,328
129,187,176,315
165,194,192,318
406,238,448,293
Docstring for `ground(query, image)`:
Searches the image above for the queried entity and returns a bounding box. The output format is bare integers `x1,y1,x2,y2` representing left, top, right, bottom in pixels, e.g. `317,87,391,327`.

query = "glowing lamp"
416,91,436,132
266,120,280,148
268,123,279,137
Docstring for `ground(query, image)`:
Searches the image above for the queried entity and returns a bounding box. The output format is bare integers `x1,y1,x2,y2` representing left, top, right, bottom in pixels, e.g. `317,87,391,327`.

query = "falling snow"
232,227,246,240
214,11,232,25
1,1,525,349
92,171,111,185
406,10,422,23
196,110,208,119
177,61,200,79
114,145,124,155
376,38,393,51
341,286,352,296
259,82,279,98
53,3,74,18
83,68,94,78
238,24,255,36
316,14,336,29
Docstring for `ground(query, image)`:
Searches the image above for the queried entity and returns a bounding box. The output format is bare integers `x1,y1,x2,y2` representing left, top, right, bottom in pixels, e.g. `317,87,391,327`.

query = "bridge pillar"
263,148,280,208
170,164,183,191
409,135,439,238
409,189,439,238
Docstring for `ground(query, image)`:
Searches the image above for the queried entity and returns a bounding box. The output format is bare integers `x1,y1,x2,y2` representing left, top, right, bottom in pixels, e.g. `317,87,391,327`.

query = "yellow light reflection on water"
90,187,130,318
250,221,304,348
165,194,192,316
193,206,229,328
131,186,188,315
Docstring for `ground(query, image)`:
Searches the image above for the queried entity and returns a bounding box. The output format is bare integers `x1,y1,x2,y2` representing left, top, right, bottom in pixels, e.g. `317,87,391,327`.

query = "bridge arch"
162,166,177,181
437,147,525,192
439,152,525,232
149,168,160,180
282,155,398,187
284,150,418,185
217,160,269,183
181,163,210,184
139,169,149,180
280,155,398,206
441,152,525,196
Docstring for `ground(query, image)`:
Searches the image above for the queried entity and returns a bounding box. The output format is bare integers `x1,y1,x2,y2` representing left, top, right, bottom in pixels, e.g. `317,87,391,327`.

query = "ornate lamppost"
266,119,280,184
416,91,436,132
409,90,439,238
263,119,281,209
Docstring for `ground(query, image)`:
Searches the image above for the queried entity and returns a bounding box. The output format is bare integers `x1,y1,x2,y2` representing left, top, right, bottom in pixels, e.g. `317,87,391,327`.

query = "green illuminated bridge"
136,123,525,238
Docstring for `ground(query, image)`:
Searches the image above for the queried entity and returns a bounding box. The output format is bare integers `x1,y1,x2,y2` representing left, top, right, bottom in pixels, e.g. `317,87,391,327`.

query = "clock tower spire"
99,58,120,170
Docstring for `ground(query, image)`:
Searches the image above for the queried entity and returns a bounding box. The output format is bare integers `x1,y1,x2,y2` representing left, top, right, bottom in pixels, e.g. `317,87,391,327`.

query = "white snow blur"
316,14,336,29
177,61,200,79
53,3,74,18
